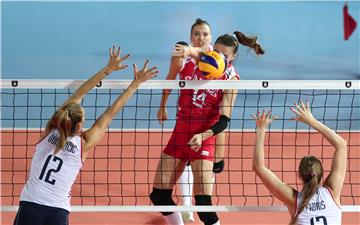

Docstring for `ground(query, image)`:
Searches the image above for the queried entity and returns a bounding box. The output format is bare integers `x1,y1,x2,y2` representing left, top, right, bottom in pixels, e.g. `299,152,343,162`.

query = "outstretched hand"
290,100,315,125
106,45,130,72
251,110,276,130
132,60,159,85
172,44,191,58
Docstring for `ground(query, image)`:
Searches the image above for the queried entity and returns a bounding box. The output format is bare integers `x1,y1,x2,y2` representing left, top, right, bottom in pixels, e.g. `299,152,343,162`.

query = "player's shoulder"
179,57,196,79
224,64,240,80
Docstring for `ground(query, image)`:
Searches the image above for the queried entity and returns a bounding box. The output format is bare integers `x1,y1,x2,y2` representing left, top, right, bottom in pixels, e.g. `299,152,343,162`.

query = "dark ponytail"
214,31,264,56
290,156,323,225
233,31,265,55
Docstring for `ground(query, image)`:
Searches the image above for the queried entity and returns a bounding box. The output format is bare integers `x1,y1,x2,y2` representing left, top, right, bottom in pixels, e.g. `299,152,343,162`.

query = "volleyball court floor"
1,131,359,224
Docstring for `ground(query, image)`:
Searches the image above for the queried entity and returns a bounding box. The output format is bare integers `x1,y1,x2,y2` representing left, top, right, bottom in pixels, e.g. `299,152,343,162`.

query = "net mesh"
1,80,359,210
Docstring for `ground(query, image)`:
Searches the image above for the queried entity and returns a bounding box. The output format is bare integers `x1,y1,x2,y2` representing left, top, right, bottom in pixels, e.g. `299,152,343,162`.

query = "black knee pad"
195,195,219,225
149,188,176,216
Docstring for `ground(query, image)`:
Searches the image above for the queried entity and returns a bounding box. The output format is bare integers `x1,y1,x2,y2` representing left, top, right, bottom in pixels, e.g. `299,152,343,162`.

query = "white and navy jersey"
20,129,83,212
296,186,341,225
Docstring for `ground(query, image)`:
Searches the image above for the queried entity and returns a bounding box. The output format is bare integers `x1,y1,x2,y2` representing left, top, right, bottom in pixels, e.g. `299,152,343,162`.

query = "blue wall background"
1,1,359,130
2,1,359,80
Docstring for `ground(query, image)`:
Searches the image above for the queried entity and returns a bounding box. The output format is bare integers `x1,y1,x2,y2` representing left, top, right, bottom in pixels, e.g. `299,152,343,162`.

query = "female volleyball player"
13,45,158,225
157,18,217,223
252,101,347,225
150,32,264,225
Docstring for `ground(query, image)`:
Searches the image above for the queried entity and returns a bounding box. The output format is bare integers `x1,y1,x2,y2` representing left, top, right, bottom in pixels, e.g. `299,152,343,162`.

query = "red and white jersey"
296,186,341,225
178,45,213,80
20,129,82,212
177,61,240,122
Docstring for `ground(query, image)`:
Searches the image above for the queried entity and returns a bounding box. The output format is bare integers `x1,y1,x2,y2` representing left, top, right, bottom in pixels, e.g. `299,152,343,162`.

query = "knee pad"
149,188,176,216
195,195,219,225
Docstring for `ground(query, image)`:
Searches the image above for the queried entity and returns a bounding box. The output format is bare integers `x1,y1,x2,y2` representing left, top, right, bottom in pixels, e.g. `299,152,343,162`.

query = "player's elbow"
252,161,264,174
336,139,347,152
252,163,259,173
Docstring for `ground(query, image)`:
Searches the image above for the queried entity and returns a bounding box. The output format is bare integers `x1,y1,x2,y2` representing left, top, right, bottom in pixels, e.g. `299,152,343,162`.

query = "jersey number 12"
39,155,63,185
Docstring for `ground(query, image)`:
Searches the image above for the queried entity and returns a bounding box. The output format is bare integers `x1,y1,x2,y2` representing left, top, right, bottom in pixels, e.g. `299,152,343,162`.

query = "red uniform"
164,56,240,162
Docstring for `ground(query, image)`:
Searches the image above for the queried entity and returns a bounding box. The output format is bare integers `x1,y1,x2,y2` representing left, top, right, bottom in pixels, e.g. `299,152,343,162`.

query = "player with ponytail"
14,45,158,225
252,101,347,225
151,30,264,225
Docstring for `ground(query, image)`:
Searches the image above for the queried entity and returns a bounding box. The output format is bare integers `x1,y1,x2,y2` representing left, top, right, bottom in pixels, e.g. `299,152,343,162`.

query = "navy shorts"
14,201,69,225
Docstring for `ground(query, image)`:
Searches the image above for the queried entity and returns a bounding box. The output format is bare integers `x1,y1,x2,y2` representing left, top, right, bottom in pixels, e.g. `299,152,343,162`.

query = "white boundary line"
1,205,359,212
1,79,359,90
1,128,359,133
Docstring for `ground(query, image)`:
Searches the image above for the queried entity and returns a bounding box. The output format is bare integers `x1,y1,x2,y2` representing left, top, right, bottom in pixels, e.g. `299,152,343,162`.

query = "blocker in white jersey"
296,187,341,225
20,129,82,212
252,103,347,225
13,45,158,225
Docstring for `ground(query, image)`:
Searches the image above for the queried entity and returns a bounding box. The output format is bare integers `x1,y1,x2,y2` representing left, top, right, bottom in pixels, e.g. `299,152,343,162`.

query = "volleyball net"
1,80,359,212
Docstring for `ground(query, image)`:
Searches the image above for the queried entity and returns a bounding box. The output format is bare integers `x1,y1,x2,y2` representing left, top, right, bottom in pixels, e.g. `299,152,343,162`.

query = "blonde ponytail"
46,103,84,154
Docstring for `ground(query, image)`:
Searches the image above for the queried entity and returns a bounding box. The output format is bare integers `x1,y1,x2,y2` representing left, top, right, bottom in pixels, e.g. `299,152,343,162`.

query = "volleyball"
199,50,227,80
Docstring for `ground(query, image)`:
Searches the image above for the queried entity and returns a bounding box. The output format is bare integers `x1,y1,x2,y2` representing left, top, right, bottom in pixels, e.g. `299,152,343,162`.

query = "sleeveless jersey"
296,186,341,225
20,129,83,212
177,62,240,122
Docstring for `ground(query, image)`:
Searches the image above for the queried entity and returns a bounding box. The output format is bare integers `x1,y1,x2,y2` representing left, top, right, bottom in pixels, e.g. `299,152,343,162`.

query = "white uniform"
296,186,341,225
20,129,83,212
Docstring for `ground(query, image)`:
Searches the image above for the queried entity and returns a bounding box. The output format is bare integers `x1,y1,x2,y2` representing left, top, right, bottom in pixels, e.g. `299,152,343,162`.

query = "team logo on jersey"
201,150,209,156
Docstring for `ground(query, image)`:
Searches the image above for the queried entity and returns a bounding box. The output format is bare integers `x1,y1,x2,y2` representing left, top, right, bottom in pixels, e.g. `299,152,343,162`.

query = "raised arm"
82,60,158,160
252,110,297,214
290,101,347,202
41,45,129,139
62,46,129,107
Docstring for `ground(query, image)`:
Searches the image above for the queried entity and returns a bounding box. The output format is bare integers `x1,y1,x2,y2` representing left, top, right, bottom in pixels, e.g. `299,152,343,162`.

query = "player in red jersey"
157,18,213,222
150,31,264,225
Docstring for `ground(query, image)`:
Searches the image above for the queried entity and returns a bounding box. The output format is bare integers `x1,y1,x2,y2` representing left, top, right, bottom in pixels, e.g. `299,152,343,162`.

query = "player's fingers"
294,103,303,113
261,109,266,119
300,100,306,110
112,45,116,56
266,110,272,118
120,54,130,62
119,64,128,70
251,113,257,119
133,64,138,77
290,107,299,115
141,59,149,71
